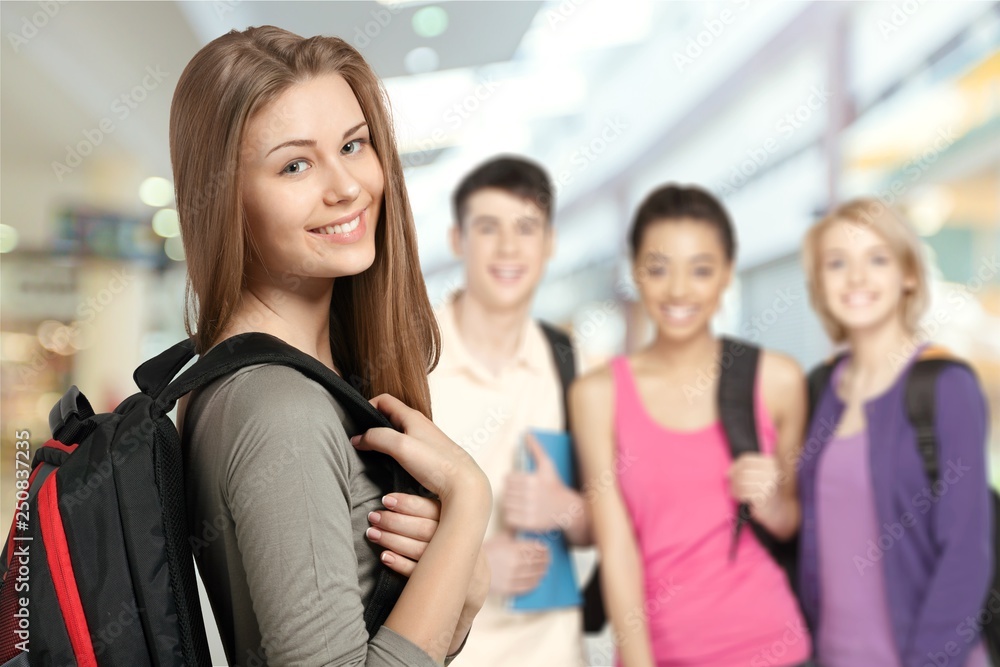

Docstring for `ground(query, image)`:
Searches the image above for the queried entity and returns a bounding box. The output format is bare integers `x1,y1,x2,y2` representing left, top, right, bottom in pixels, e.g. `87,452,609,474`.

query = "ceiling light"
165,235,186,261
139,177,173,207
412,6,448,38
0,224,18,253
152,209,180,238
404,47,439,74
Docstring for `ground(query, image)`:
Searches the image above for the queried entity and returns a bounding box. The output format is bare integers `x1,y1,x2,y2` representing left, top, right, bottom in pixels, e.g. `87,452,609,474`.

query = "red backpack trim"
38,471,98,667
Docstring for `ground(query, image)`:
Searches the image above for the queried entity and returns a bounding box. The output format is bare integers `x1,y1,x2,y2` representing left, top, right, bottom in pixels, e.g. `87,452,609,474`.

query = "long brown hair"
170,26,439,416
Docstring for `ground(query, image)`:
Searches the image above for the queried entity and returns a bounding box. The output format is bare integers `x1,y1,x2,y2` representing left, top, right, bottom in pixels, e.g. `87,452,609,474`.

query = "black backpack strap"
717,337,760,560
905,355,972,491
538,322,610,632
718,337,760,457
806,353,846,426
538,322,576,432
147,333,393,433
140,332,412,639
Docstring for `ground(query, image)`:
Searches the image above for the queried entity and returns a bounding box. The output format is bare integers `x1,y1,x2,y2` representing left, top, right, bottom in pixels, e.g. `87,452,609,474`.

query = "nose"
667,271,688,300
846,258,866,286
322,161,362,206
497,224,517,256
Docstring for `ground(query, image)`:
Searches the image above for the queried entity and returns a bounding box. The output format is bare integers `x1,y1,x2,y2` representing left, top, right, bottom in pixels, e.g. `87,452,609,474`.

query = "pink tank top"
611,356,811,667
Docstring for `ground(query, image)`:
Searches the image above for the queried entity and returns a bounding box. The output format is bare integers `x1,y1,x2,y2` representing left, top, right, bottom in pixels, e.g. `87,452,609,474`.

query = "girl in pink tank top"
571,185,811,666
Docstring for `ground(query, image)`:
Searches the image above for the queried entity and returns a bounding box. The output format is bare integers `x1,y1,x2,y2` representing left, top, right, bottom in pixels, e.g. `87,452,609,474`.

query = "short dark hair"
452,155,554,228
629,184,736,261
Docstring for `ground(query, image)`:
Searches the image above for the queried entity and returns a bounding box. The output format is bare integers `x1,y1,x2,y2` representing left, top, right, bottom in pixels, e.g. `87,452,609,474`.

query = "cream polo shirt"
428,294,585,667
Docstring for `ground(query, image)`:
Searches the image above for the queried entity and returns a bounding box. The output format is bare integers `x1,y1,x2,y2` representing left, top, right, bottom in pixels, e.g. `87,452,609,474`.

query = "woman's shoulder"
192,363,356,443
572,358,617,398
757,348,805,392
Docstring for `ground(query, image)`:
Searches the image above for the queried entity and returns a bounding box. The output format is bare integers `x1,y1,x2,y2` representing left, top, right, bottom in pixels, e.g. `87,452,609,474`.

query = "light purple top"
817,428,989,667
817,428,903,667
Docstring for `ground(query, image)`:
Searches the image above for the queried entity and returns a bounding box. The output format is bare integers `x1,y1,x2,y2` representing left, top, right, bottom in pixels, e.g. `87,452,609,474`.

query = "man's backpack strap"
538,322,610,633
717,337,760,558
539,322,576,432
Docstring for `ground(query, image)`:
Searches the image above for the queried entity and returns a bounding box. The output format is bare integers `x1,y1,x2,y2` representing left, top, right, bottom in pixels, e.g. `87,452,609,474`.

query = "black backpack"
0,332,418,667
538,333,796,635
807,347,1000,664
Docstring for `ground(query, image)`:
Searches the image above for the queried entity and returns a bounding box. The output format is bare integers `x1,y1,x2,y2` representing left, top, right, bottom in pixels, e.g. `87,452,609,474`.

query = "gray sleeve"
217,366,437,667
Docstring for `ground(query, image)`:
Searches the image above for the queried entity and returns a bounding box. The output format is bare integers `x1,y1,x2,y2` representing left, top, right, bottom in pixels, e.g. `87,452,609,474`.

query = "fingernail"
350,435,361,446
381,551,395,565
366,527,382,540
368,511,381,524
382,495,397,509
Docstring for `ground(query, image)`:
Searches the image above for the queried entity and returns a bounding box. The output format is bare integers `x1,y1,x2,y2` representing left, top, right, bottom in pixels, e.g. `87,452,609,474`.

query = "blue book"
509,428,582,612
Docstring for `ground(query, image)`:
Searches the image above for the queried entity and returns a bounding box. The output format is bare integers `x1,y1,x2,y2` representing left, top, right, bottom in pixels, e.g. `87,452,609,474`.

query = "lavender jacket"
798,350,993,667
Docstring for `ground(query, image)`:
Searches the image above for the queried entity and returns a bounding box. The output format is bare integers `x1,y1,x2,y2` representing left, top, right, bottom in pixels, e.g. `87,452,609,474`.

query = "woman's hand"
366,491,490,657
351,393,491,504
367,492,490,611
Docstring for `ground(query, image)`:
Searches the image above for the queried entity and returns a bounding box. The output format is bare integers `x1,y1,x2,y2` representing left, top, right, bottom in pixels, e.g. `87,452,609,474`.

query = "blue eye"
282,159,310,175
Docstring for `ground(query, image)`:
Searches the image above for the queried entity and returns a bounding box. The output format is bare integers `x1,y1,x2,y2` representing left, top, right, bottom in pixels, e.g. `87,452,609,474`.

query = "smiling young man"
428,156,591,666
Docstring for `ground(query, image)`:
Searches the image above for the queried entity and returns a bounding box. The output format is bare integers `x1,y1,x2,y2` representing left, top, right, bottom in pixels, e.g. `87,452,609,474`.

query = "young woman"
173,27,491,666
798,199,991,667
571,185,811,666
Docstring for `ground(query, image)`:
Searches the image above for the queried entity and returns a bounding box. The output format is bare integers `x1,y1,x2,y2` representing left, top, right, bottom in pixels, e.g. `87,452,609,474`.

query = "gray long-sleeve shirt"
182,363,438,667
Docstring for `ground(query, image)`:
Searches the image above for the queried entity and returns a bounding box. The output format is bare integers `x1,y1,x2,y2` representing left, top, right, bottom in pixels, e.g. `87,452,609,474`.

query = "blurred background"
1,1,998,663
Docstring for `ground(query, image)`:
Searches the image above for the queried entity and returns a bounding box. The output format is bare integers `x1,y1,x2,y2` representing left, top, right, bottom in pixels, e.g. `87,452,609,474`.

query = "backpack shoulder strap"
906,347,972,489
143,333,393,432
806,351,847,426
538,321,576,431
717,337,760,458
139,332,411,639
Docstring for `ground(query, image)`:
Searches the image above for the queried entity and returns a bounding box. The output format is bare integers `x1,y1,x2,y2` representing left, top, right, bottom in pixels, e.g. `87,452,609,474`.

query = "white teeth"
313,216,360,236
492,267,523,280
845,293,875,306
665,306,696,319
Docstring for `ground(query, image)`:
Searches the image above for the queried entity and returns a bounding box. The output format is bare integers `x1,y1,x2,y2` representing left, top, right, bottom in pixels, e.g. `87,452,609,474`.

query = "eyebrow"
645,252,718,262
264,122,369,157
